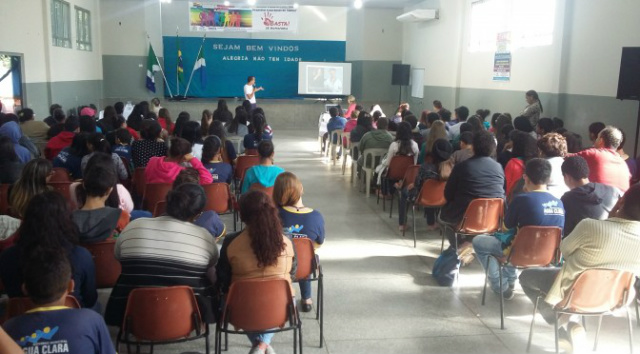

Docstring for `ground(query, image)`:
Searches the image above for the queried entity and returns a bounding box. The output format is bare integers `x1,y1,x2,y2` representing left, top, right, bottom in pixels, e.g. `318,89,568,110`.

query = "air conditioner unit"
396,9,439,22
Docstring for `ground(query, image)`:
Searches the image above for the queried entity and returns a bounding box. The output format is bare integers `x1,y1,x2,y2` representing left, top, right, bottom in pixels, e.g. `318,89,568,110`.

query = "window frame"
75,5,92,51
51,0,72,49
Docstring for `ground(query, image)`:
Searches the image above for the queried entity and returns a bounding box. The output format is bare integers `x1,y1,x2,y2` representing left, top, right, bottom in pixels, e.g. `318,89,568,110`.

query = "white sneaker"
248,345,265,354
265,345,277,354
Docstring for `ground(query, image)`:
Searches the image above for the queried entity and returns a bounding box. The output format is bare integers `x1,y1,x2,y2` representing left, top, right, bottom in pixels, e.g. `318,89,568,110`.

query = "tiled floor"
103,130,638,354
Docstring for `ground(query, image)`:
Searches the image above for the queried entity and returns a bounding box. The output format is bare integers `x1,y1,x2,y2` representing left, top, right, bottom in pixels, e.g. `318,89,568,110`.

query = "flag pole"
184,33,207,98
147,33,174,98
176,27,180,96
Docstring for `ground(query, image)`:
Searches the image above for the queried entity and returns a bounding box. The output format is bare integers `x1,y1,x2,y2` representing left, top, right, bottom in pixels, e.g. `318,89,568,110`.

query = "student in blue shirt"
241,140,284,194
3,249,116,354
472,158,565,299
243,113,272,150
201,135,233,184
273,172,325,313
112,128,132,162
326,107,347,143
52,132,90,179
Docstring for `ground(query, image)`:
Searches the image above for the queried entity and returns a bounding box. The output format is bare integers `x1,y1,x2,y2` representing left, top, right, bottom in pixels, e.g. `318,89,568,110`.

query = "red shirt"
126,127,140,140
44,131,75,160
570,148,631,192
504,158,525,197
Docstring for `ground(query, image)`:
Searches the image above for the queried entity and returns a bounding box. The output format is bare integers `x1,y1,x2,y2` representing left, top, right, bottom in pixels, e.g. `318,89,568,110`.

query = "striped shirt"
546,217,640,305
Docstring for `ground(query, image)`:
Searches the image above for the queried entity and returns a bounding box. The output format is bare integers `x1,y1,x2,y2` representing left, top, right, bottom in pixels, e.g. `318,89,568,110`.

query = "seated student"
217,191,296,354
473,158,565,299
105,183,219,326
251,108,274,136
179,120,204,160
44,103,62,127
243,113,272,150
52,132,90,180
418,120,448,164
561,156,621,235
45,116,79,160
569,126,630,192
536,117,554,137
241,140,285,194
449,131,474,166
227,106,250,139
46,108,67,139
357,117,393,168
145,137,212,185
0,136,24,184
343,108,360,133
404,114,423,147
18,108,49,149
131,119,167,168
112,127,132,161
519,184,640,352
325,107,347,145
81,133,128,181
537,133,569,199
349,112,375,144
72,155,130,243
513,115,537,139
448,106,469,138
440,131,505,251
273,172,325,312
209,120,237,164
0,121,32,163
157,108,174,134
504,131,538,198
398,139,452,232
3,250,115,354
201,136,233,184
587,121,605,145
0,192,97,308
376,122,419,192
9,159,52,219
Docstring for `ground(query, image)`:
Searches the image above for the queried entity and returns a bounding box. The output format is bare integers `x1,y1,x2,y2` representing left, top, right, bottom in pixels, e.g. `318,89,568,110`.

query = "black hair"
404,115,418,130
459,122,473,134
169,137,192,158
180,121,202,146
439,109,452,122
115,128,132,145
127,104,144,131
459,131,474,145
53,108,66,123
466,116,484,134
491,113,501,128
69,132,91,157
173,111,191,137
228,106,248,135
329,107,338,118
114,102,124,115
472,131,496,157
356,111,374,132
166,183,206,221
526,90,543,112
88,133,111,154
0,136,19,162
140,119,162,140
501,125,514,140
537,117,554,135
258,139,274,159
242,100,253,114
208,120,227,148
476,109,490,120
145,112,157,120
563,132,583,153
79,116,96,133
49,104,62,116
433,100,442,109
173,168,200,188
511,131,538,160
395,122,413,156
18,108,34,123
202,135,222,163
377,117,389,130
64,116,80,132
552,117,564,130
247,76,255,83
83,158,117,197
588,122,605,140
454,106,469,121
77,152,120,208
426,112,440,125
22,249,72,305
525,158,552,185
561,156,590,180
251,113,267,141
514,116,534,133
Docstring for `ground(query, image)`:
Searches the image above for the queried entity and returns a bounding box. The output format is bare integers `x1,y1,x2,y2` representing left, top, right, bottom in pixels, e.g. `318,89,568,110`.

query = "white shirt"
244,84,256,104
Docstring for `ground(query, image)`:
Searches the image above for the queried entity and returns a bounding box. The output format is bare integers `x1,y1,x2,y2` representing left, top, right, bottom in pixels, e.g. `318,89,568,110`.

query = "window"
468,0,556,52
51,0,71,48
75,6,92,51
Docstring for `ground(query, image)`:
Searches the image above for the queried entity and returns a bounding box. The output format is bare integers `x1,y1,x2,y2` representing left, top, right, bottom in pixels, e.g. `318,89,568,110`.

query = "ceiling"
133,0,423,9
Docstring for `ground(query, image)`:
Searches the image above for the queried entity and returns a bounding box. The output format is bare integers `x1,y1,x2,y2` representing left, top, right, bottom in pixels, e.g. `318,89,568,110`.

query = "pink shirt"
145,156,213,185
70,183,134,213
569,148,631,192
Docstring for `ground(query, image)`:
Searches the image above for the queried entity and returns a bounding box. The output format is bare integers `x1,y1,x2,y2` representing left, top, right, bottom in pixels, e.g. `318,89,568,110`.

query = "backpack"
432,246,461,287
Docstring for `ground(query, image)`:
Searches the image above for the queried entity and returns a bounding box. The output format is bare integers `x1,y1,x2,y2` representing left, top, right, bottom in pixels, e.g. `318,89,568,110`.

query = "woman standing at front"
217,191,296,354
521,90,543,127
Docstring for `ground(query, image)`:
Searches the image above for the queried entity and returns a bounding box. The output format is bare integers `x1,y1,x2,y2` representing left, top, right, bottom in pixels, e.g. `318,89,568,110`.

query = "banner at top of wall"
189,2,298,33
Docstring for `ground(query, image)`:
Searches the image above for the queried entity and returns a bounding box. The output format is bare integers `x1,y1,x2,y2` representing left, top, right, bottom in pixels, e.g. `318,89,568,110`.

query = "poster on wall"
493,31,511,81
189,2,298,33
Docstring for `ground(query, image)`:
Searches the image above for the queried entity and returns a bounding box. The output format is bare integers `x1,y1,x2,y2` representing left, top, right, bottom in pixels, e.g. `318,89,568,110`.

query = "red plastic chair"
49,167,72,182
83,239,122,289
292,238,324,348
153,201,166,217
0,184,10,215
250,183,274,197
233,156,260,193
131,167,146,197
379,155,414,213
410,179,447,247
442,198,504,251
117,286,209,354
48,182,77,211
481,226,562,330
244,149,258,156
142,183,172,212
202,183,236,231
217,279,302,354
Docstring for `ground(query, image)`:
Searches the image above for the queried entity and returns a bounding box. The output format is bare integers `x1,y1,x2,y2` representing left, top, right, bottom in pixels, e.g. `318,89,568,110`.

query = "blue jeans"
247,332,274,345
398,189,436,226
472,235,517,294
299,279,312,300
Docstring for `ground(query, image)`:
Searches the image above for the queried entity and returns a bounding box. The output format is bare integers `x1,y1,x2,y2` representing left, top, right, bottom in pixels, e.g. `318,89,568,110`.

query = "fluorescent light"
293,2,299,9
248,0,256,5
224,0,230,5
160,0,171,3
354,0,363,9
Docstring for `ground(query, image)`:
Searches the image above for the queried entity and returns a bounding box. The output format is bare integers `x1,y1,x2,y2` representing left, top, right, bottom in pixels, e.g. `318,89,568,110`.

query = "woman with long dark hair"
201,109,213,138
226,106,249,137
9,159,52,218
158,108,174,134
131,120,167,168
52,132,91,179
81,133,129,180
201,136,233,184
172,111,191,137
243,113,272,150
349,111,374,144
0,191,98,308
217,190,296,354
504,130,538,198
209,120,237,164
213,99,233,123
521,89,543,127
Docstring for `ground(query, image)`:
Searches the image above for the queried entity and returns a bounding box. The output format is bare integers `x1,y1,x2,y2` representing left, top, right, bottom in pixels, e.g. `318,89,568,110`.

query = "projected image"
323,67,343,94
299,62,352,96
308,66,325,93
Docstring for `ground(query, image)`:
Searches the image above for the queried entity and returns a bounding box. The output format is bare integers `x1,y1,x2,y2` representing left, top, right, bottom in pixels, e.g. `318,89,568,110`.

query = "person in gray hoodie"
560,156,621,236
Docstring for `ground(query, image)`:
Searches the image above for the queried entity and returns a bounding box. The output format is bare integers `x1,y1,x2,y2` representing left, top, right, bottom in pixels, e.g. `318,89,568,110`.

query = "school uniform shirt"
241,165,285,194
131,139,168,168
204,161,233,184
505,191,565,231
243,132,272,150
279,206,325,245
4,307,116,354
52,147,84,179
113,144,132,161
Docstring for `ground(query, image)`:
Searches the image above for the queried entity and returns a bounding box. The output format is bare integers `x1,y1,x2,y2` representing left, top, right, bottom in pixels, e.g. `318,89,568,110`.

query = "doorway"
0,53,25,114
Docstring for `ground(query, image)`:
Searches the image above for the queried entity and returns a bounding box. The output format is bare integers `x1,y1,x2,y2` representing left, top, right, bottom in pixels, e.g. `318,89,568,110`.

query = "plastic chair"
202,183,236,231
441,198,504,252
245,149,258,156
0,184,10,215
50,167,72,182
327,129,344,165
527,269,635,354
227,136,244,155
250,183,274,197
292,238,324,348
3,296,80,323
142,183,172,212
132,167,146,197
409,178,446,247
481,226,562,330
341,132,352,175
117,286,209,354
83,239,122,289
153,201,166,217
361,148,388,198
217,278,302,354
234,155,260,193
47,182,77,211
379,156,414,213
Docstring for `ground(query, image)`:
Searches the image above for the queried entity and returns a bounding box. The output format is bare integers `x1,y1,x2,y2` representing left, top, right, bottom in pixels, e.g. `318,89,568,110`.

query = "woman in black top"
213,99,233,124
131,120,167,168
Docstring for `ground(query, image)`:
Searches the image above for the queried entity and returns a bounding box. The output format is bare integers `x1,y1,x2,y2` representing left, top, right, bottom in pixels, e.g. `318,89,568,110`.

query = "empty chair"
116,286,209,354
83,239,122,289
292,238,324,348
341,132,353,175
360,148,388,198
142,183,172,212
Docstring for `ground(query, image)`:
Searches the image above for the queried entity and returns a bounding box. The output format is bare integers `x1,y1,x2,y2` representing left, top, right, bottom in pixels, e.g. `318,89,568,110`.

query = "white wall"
100,0,162,56
347,8,403,61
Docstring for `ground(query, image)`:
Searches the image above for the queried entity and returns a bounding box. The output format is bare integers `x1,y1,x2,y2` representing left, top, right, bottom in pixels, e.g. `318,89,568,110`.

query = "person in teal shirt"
241,140,285,194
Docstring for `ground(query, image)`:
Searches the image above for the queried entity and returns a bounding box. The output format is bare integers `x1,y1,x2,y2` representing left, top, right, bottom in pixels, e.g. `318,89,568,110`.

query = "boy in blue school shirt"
472,158,565,299
112,128,132,161
4,250,116,354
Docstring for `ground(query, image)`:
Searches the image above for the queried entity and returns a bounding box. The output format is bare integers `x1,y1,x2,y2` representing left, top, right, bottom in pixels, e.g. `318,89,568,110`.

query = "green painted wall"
24,80,103,118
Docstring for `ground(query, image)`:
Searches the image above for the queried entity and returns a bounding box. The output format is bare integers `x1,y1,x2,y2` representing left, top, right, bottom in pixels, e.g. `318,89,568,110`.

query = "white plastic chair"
342,132,352,175
328,129,344,165
361,148,387,198
227,136,244,155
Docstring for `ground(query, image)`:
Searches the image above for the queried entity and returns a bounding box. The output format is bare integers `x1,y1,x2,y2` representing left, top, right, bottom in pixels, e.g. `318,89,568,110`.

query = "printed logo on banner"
189,2,297,33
